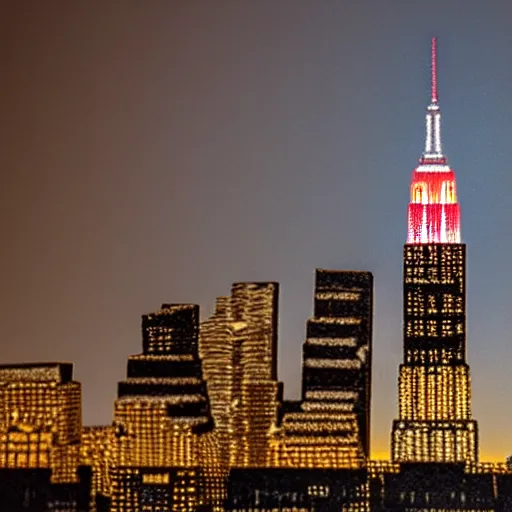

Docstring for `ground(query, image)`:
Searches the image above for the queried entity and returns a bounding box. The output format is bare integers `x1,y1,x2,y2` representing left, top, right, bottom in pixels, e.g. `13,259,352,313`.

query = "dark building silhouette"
302,269,372,460
381,463,494,509
277,269,372,470
227,468,368,512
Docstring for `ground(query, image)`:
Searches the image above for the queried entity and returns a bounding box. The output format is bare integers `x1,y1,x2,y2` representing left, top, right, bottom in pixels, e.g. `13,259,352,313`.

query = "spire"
431,37,438,104
422,37,444,163
408,38,461,245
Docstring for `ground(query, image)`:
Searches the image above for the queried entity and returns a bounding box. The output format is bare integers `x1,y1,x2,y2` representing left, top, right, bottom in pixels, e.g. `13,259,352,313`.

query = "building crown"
406,37,461,244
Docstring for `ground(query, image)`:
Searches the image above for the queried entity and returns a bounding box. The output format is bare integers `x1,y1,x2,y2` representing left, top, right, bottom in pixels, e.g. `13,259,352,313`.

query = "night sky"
2,1,512,461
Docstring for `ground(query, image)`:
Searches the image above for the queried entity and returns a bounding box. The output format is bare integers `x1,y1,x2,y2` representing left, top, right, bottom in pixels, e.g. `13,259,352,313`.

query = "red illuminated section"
407,167,461,243
407,38,461,244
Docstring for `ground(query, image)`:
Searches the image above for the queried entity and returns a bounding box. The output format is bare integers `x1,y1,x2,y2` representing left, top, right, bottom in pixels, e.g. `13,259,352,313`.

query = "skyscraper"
108,304,224,512
303,269,372,460
227,271,372,512
276,269,373,470
0,363,81,476
199,282,281,468
391,38,478,463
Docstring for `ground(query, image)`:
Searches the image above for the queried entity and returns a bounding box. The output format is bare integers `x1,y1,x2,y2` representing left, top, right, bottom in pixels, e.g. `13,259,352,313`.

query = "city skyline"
2,2,512,463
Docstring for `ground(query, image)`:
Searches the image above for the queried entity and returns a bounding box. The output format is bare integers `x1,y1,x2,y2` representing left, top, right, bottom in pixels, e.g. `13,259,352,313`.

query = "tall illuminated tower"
391,38,479,463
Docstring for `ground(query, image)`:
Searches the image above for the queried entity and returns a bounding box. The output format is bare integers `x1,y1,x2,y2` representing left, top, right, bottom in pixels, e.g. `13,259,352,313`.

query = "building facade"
0,362,90,511
274,270,373,471
105,304,224,512
199,282,281,469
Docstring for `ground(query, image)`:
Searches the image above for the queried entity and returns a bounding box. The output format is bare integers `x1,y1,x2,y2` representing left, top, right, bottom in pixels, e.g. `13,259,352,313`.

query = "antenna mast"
431,37,438,104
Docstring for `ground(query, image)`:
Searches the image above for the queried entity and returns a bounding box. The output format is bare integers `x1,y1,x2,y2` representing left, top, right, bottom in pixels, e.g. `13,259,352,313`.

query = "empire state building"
391,38,479,463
